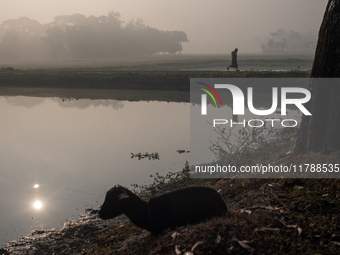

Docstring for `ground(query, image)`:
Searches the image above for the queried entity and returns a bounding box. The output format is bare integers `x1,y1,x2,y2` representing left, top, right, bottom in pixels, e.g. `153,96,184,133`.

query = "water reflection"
0,91,303,247
56,98,125,110
4,96,125,110
0,95,190,246
33,201,42,210
4,96,45,108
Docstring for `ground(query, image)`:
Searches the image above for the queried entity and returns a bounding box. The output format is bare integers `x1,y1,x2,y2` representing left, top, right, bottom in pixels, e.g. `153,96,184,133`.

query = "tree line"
0,12,189,61
261,29,316,54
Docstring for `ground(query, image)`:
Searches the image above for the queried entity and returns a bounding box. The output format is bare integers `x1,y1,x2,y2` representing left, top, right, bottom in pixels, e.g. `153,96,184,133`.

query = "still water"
0,88,303,246
0,94,191,246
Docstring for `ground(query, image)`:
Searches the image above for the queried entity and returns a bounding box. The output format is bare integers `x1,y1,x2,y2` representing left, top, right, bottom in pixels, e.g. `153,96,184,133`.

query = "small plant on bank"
209,119,298,166
130,161,209,199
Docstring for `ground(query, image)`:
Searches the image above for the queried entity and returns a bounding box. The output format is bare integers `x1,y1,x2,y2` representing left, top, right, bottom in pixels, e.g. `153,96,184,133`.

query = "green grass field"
0,69,311,91
1,53,314,71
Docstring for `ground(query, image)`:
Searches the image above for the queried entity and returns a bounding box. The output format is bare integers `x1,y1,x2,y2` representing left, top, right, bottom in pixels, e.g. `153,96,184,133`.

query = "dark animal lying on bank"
99,185,227,234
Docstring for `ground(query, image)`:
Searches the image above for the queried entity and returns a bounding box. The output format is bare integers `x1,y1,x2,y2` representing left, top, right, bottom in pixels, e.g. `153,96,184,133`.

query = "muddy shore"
1,209,126,254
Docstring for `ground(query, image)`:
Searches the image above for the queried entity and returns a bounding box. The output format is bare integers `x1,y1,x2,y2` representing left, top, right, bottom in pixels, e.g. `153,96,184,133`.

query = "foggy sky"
1,0,328,53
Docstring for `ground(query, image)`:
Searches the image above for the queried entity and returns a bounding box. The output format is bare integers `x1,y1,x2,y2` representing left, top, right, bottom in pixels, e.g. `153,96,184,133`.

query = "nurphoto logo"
196,81,311,128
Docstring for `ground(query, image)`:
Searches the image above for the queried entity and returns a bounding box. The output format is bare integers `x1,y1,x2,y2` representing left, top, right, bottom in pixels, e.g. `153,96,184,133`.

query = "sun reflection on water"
34,201,42,209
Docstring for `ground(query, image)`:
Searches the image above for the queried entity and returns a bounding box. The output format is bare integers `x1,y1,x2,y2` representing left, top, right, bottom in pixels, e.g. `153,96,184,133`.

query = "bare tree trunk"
294,0,340,154
310,0,340,77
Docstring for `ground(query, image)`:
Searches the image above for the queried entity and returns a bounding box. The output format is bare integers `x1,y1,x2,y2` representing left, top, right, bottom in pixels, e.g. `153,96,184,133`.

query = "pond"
0,91,191,246
0,86,303,247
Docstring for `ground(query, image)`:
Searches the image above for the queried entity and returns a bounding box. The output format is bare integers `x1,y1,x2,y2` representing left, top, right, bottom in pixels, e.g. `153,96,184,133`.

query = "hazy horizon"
1,0,328,54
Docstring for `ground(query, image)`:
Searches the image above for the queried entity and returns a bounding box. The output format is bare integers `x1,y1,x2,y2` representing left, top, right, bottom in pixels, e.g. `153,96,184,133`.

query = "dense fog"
0,12,188,61
0,0,328,61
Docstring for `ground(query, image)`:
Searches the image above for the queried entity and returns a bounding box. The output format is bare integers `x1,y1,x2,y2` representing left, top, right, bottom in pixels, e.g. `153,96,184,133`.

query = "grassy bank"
0,53,314,71
0,70,311,91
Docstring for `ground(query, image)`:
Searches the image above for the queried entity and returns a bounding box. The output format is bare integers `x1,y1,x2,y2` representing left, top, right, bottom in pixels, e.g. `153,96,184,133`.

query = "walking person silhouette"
227,48,239,71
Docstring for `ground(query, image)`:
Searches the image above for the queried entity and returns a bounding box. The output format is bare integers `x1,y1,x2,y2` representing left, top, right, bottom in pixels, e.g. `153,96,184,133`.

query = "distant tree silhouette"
0,17,45,61
0,12,189,61
261,29,316,53
42,27,65,59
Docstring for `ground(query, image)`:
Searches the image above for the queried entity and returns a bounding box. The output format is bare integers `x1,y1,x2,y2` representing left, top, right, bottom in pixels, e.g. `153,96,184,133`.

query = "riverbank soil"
79,137,340,255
